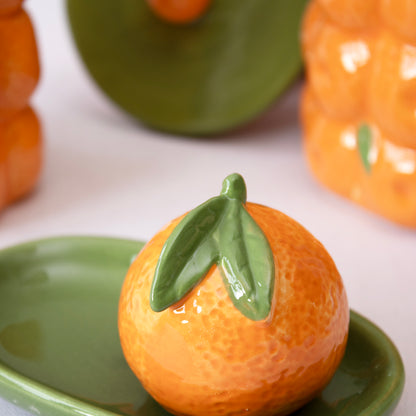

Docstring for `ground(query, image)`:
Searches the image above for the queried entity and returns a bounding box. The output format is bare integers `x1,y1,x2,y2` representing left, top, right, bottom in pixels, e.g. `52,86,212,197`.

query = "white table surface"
1,1,415,415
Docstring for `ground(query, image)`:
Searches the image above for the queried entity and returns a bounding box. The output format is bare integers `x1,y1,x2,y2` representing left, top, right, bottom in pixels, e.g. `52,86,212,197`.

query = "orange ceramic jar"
119,174,349,416
301,0,416,228
0,0,41,211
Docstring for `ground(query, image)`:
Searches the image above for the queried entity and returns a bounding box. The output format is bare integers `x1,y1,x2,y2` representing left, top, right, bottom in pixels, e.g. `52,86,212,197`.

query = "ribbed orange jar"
301,0,416,227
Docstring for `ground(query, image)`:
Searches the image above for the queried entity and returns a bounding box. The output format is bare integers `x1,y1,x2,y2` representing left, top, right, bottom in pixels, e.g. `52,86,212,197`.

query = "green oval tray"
66,0,307,136
0,236,405,416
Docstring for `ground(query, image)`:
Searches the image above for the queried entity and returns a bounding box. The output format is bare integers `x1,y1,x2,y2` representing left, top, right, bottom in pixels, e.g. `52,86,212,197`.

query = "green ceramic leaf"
151,173,274,320
358,124,372,173
219,200,274,321
66,0,308,136
150,196,226,311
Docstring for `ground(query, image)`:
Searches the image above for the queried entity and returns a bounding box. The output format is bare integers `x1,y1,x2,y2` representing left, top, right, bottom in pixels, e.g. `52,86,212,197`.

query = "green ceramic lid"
66,0,308,136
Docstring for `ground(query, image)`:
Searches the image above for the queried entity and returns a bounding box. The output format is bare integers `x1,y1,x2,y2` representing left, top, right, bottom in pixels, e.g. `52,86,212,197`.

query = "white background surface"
1,1,415,415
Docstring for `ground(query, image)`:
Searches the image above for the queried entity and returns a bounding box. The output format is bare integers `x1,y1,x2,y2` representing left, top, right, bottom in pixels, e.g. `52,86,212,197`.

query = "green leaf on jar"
150,173,275,321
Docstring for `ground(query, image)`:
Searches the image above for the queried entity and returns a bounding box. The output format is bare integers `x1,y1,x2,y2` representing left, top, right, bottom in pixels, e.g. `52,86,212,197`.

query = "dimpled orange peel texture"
146,0,211,24
0,0,42,211
118,174,349,416
301,0,416,228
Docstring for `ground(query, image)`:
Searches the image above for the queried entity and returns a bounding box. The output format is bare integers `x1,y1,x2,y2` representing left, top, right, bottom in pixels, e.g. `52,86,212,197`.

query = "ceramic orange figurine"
301,0,416,228
0,0,42,211
119,173,349,416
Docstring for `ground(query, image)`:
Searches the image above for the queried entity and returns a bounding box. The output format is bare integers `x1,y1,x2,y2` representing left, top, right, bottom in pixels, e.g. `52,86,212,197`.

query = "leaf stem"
220,173,247,203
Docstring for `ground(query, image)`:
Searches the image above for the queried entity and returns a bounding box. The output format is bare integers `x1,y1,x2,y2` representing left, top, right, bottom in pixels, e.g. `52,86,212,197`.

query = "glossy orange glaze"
302,0,416,226
368,30,416,151
146,0,211,24
0,0,41,211
119,203,349,416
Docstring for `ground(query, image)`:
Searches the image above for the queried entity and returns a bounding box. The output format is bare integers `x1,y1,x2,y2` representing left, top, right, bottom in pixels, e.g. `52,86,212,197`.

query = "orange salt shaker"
0,0,42,211
301,0,416,228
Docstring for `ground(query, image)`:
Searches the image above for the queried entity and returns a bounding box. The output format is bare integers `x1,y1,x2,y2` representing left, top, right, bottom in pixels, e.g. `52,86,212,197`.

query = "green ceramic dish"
0,236,405,416
66,0,308,136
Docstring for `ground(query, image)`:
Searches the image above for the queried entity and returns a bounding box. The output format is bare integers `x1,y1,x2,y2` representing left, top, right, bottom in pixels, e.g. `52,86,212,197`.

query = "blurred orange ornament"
146,0,211,23
301,0,416,227
0,0,42,211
